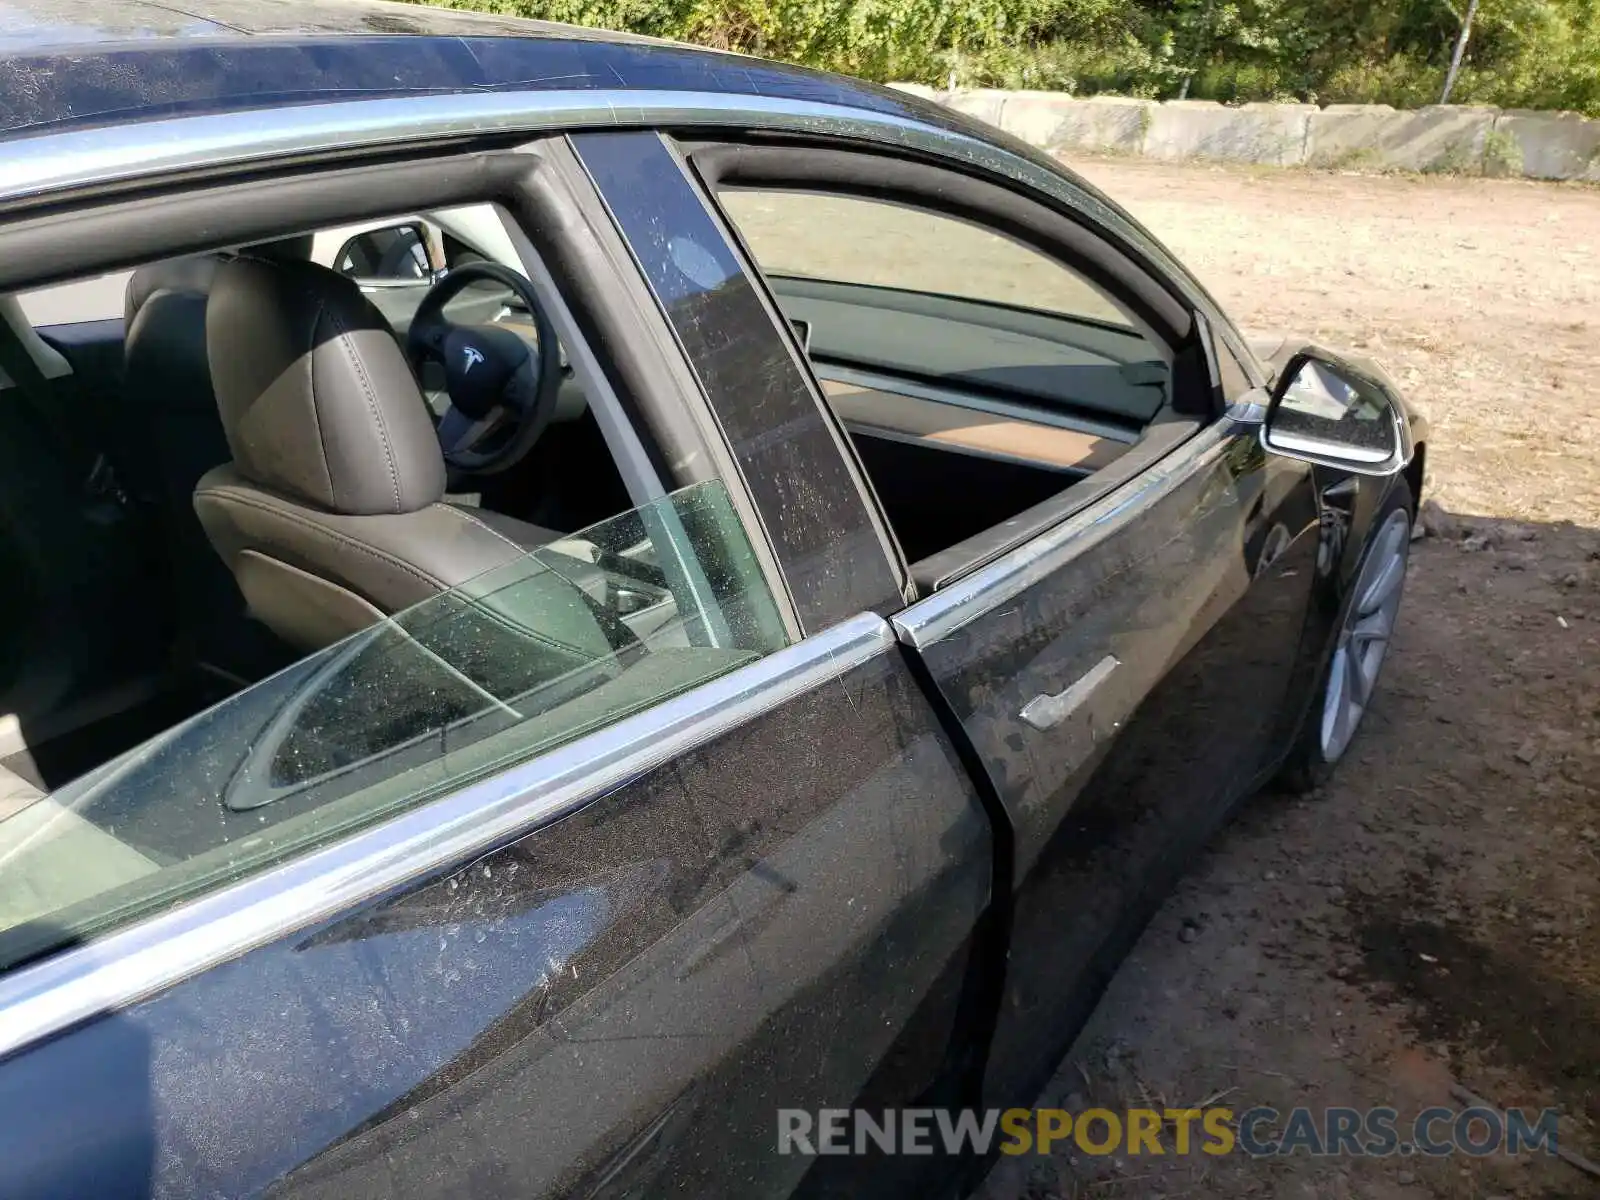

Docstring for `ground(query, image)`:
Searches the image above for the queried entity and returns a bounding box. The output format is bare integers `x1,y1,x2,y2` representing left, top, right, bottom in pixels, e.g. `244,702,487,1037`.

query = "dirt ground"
982,159,1600,1200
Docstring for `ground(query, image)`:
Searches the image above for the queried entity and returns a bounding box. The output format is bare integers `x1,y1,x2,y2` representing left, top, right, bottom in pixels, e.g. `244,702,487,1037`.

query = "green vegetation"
1480,126,1526,174
427,0,1600,116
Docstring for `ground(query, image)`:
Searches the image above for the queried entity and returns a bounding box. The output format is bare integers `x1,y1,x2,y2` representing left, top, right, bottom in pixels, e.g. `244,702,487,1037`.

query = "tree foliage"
428,0,1600,114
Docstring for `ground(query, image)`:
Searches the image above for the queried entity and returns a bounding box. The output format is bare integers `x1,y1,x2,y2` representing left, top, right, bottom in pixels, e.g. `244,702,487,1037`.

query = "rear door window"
0,480,789,971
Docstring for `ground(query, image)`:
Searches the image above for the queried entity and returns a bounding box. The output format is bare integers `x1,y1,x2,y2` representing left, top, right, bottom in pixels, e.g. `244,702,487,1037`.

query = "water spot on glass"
667,235,727,291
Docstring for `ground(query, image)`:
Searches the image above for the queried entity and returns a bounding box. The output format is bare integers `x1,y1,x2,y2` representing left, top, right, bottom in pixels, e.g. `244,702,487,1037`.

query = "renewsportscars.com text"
776,1106,1561,1159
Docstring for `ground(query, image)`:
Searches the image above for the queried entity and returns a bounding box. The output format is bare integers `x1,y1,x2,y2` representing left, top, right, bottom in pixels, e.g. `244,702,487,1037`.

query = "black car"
0,3,1426,1195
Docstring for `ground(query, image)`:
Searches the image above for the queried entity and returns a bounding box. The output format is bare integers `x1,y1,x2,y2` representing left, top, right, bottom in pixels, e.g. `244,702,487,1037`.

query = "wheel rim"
1319,506,1411,764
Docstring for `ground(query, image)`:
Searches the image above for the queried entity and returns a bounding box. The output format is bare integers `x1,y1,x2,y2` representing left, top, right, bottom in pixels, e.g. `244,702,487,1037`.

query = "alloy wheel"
1319,506,1411,764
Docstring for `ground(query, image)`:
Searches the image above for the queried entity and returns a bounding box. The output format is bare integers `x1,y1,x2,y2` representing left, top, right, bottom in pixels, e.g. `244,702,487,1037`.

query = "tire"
1276,476,1414,794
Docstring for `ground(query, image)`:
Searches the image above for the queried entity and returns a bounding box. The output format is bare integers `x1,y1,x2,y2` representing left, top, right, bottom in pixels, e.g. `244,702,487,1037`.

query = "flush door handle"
1019,655,1120,731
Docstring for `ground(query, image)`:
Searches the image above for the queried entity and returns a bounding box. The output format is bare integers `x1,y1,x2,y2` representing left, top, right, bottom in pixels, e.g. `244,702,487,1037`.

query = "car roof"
0,0,957,143
0,0,646,47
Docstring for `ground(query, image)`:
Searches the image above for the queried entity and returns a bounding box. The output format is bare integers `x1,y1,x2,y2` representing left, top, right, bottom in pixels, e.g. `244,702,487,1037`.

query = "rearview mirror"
333,223,440,286
1260,353,1408,476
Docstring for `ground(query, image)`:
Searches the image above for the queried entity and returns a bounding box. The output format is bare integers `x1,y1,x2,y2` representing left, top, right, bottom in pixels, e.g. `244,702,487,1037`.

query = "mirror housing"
1260,350,1411,477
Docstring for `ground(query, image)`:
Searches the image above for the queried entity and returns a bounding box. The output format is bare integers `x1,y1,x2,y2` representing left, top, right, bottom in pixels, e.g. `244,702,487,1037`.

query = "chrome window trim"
0,92,937,207
892,421,1238,648
0,612,894,1061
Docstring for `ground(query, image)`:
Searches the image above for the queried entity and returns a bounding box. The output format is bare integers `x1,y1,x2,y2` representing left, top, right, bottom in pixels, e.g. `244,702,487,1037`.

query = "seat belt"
0,311,126,505
0,315,85,463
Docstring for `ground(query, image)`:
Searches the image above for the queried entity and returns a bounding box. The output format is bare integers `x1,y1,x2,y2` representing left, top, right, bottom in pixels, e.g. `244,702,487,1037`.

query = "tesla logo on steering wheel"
461,345,486,373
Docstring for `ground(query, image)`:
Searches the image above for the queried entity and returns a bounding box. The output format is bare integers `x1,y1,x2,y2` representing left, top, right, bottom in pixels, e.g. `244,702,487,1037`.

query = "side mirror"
1260,352,1410,476
332,223,441,286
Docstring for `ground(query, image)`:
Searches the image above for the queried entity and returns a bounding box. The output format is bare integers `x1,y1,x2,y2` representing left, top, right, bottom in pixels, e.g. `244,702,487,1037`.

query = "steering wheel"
406,262,562,475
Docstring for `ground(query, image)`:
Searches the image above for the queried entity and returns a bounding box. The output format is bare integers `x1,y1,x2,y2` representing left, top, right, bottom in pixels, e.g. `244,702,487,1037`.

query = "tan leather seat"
124,235,321,677
194,255,559,654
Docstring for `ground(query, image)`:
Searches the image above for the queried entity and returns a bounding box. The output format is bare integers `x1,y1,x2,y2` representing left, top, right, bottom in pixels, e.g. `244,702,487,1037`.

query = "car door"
0,144,992,1200
897,413,1323,1106
678,137,1324,1112
0,602,988,1200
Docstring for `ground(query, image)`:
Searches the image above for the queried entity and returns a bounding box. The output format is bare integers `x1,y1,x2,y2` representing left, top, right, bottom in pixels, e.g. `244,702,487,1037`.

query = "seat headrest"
246,234,316,263
124,234,316,328
206,255,445,516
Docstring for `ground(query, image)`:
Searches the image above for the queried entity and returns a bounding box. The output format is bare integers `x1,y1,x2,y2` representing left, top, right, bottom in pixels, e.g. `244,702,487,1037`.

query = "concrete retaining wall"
1310,104,1500,171
887,85,1600,181
1494,109,1600,180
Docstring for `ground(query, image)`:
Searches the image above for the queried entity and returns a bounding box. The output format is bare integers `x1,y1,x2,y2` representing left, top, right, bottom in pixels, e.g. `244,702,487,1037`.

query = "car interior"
0,182,1187,950
0,202,803,956
2,214,642,772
